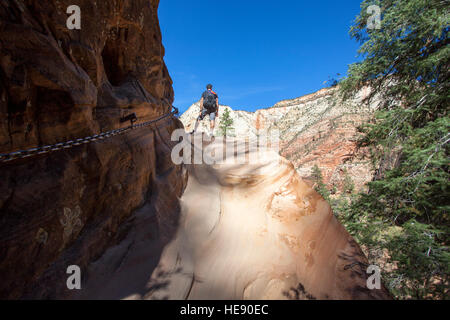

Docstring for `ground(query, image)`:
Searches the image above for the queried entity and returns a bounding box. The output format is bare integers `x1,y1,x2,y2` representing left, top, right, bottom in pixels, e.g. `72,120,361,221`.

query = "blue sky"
158,1,364,113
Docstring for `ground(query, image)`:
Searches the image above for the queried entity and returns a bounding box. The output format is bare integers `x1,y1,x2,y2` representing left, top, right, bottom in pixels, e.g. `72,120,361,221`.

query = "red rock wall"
281,113,373,192
0,0,186,299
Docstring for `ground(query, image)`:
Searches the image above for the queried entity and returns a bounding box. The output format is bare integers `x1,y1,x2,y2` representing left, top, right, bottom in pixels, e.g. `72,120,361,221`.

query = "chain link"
0,107,178,164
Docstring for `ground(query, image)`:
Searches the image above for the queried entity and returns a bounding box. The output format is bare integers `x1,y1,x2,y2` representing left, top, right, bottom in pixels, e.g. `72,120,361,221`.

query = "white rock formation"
180,86,381,193
180,86,377,138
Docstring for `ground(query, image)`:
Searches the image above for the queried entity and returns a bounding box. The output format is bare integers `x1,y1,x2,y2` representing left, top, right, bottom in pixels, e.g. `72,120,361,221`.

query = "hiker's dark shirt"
201,89,218,101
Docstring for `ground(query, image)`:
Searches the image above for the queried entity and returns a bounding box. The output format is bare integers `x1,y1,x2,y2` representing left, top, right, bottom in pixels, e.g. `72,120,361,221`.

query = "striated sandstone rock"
0,0,186,299
72,138,391,300
180,86,380,193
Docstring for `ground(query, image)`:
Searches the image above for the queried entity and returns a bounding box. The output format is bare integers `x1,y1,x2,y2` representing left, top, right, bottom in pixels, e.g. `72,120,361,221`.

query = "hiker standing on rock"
191,84,219,136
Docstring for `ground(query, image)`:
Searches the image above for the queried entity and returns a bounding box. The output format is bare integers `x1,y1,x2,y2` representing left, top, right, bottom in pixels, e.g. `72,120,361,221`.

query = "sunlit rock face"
73,138,390,300
0,0,186,299
180,86,380,193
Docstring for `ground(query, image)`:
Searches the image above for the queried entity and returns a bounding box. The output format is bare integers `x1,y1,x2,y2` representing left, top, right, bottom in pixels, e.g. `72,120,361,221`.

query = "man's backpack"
203,90,217,111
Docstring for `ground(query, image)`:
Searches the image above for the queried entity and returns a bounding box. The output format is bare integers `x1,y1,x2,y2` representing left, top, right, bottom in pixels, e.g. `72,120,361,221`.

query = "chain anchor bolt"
120,113,137,126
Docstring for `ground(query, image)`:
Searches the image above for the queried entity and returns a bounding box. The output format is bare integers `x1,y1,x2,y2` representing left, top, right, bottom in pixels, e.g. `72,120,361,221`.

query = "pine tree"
338,0,449,299
311,165,330,201
219,108,234,136
342,169,355,194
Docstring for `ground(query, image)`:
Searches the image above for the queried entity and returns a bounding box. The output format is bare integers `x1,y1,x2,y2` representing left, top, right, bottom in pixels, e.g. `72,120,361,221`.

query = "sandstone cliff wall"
0,0,186,299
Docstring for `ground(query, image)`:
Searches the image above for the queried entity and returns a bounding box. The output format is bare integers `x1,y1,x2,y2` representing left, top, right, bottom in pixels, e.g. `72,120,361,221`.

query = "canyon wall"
181,86,380,193
0,0,186,299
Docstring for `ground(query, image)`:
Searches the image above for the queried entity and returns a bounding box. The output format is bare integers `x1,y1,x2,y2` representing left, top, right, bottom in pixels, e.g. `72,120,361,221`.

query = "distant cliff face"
0,0,186,299
180,86,379,193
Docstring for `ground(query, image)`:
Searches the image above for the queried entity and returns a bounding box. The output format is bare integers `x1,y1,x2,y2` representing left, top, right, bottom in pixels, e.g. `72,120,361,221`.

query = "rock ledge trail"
72,137,390,300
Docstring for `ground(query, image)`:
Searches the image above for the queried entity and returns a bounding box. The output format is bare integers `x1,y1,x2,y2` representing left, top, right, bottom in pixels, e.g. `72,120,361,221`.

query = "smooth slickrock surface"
73,137,390,300
0,0,186,299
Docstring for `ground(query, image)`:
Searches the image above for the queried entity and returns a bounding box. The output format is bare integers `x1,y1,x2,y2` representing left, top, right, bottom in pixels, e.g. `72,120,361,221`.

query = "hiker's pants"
198,108,216,121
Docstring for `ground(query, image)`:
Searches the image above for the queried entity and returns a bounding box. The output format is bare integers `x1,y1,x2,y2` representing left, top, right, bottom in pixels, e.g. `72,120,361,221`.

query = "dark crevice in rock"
102,29,128,87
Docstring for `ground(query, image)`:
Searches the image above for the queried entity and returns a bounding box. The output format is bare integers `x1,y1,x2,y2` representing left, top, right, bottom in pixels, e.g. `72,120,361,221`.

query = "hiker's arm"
199,97,204,113
216,98,219,115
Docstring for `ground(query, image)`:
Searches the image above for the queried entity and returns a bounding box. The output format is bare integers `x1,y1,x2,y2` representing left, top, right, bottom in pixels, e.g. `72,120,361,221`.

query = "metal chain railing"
0,106,178,164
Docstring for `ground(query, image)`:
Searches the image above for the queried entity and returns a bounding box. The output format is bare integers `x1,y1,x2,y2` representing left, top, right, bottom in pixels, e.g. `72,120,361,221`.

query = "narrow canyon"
0,0,390,299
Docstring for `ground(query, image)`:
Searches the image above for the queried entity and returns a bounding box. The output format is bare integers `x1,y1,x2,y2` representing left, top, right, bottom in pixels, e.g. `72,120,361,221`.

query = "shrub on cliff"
311,165,331,201
219,108,235,136
339,0,449,299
